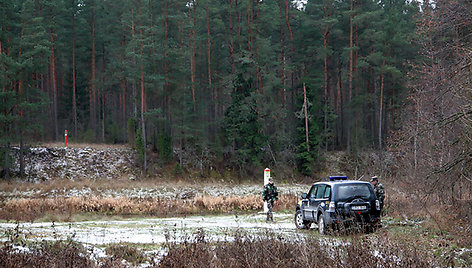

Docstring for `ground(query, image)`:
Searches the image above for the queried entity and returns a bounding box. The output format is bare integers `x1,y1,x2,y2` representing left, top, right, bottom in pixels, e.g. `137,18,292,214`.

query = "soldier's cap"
268,177,273,181
370,176,378,182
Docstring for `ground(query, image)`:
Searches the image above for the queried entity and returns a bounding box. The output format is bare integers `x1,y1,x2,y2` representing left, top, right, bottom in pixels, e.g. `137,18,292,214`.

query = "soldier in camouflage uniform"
370,176,385,210
262,177,278,222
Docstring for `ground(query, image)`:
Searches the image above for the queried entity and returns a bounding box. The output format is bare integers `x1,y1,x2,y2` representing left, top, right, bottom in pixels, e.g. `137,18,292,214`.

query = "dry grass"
0,194,297,222
0,228,459,268
159,230,443,268
0,228,126,268
0,178,215,197
0,239,97,268
193,194,297,212
384,189,472,251
105,244,148,265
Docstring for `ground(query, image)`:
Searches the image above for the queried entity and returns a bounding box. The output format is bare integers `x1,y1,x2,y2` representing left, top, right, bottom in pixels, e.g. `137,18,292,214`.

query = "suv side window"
324,186,331,199
308,185,317,198
315,185,326,199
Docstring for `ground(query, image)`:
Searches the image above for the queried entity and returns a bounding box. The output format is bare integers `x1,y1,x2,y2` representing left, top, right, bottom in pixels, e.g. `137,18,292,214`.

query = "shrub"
160,230,447,268
0,239,94,268
135,128,145,164
105,244,147,265
157,134,172,163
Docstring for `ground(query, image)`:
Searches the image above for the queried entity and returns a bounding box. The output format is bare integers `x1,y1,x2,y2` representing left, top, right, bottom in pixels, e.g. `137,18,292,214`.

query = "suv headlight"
328,202,336,212
375,200,380,210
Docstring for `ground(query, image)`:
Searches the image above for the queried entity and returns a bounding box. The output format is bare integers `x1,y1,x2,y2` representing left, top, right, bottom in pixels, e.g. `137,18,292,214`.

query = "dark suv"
294,176,381,234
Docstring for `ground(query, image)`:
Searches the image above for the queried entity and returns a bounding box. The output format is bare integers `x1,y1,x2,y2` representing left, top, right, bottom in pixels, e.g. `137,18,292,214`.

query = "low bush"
0,239,95,268
160,230,446,268
105,244,147,265
0,226,461,267
0,225,129,268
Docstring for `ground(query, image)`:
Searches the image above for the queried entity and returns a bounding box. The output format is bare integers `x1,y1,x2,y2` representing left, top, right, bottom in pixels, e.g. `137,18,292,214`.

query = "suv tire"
318,214,329,235
294,210,311,229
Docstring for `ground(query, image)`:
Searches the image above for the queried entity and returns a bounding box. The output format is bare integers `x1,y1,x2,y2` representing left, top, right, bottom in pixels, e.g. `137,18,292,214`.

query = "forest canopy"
0,0,425,175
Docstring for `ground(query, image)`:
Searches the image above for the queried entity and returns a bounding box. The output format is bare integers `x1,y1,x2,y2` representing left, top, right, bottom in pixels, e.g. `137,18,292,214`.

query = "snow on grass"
0,183,310,199
0,213,299,246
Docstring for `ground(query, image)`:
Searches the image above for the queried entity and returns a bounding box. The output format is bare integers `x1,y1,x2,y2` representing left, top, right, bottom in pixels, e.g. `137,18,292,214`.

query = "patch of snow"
9,146,136,182
0,214,300,245
0,183,309,199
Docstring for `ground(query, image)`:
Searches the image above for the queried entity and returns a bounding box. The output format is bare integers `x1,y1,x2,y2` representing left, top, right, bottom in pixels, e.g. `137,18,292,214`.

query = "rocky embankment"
10,146,137,181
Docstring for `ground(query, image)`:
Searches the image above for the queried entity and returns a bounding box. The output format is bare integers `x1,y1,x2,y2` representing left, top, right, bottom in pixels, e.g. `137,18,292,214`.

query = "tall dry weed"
160,230,443,268
0,194,297,221
0,239,95,268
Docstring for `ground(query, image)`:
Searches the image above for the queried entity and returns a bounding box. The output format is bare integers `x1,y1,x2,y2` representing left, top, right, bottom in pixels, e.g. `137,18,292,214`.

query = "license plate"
351,205,366,210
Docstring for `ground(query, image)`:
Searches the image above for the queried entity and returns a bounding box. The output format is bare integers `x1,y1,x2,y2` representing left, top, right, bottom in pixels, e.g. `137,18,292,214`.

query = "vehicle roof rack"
329,176,348,181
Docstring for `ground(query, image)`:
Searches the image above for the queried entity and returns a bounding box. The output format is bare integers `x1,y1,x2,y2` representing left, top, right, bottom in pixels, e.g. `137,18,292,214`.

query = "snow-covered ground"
9,146,136,181
0,212,327,267
0,213,299,245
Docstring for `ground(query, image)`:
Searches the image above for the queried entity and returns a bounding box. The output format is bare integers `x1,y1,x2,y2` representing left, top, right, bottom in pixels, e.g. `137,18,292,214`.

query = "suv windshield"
335,184,372,201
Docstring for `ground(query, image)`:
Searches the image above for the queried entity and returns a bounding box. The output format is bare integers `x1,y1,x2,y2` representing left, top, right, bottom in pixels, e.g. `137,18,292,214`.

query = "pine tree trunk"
347,0,354,152
101,44,106,143
246,4,250,51
121,79,126,142
236,0,242,50
337,65,343,147
90,0,96,136
206,3,212,90
206,2,216,132
285,0,295,94
285,0,294,52
164,1,169,129
303,83,310,152
228,0,235,72
279,3,286,108
50,16,58,141
139,0,147,172
131,9,137,119
140,60,146,172
379,58,386,151
72,0,77,139
189,3,197,112
102,94,105,143
323,25,330,151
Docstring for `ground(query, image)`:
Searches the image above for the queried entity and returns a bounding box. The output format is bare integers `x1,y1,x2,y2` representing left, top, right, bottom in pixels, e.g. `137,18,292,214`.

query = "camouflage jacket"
374,183,385,202
262,183,278,202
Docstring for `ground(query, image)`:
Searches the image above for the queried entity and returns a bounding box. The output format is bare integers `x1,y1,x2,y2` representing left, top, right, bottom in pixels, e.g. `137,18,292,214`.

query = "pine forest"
1,0,471,180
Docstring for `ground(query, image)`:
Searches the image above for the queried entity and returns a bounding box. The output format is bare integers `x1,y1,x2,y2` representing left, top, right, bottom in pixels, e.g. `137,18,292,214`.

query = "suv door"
303,185,317,220
313,184,328,222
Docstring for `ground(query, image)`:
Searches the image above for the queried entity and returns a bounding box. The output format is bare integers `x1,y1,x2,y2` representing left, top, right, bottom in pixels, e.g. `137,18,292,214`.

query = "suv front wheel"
294,210,311,229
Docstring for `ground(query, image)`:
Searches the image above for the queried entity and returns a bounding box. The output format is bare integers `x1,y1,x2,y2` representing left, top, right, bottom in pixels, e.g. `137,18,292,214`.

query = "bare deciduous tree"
392,1,472,208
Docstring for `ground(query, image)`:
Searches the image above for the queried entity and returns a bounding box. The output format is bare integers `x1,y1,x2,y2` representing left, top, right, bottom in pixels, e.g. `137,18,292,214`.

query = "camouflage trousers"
266,201,274,221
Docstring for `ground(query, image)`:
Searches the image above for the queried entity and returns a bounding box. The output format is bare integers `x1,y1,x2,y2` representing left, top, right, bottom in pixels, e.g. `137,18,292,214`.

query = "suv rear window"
335,184,372,201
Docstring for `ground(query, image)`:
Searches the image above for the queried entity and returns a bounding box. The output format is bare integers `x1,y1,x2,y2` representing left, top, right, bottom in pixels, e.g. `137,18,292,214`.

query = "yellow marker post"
264,168,270,213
